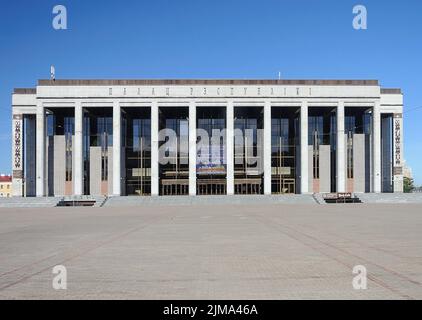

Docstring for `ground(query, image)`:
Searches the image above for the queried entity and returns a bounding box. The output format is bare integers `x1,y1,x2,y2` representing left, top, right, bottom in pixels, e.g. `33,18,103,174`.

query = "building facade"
11,79,404,197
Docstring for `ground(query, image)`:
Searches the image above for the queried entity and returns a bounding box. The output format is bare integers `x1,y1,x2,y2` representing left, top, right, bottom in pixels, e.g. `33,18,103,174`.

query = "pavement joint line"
0,216,161,292
0,253,59,279
254,214,416,300
298,222,418,266
282,219,422,287
1,204,421,299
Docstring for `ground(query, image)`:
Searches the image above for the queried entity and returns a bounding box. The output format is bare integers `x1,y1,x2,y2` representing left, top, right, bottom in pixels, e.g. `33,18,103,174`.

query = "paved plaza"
0,202,421,299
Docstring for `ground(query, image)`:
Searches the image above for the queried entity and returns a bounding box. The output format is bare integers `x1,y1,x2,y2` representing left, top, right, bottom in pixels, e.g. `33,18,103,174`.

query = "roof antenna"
278,71,281,80
50,65,56,81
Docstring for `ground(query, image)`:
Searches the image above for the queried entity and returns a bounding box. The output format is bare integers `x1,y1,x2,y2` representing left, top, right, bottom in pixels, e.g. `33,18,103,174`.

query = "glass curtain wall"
308,108,337,193
196,107,226,195
271,107,299,194
345,107,372,192
45,108,74,196
122,108,151,196
234,107,264,195
381,114,393,193
83,108,113,195
159,107,189,195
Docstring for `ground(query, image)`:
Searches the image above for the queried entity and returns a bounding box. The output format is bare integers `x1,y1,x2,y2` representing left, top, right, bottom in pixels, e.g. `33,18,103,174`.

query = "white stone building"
11,79,404,197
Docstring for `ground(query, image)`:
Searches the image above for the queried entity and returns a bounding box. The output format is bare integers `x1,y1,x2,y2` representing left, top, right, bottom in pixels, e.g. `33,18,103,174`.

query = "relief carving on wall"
14,119,22,169
394,119,401,167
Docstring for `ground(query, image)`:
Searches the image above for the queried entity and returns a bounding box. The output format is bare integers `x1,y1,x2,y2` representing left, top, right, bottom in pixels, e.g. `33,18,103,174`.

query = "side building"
11,79,404,197
0,174,12,197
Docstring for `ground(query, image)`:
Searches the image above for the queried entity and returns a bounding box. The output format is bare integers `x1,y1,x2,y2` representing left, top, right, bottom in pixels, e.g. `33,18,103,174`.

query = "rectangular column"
373,101,381,193
226,101,234,195
151,101,159,196
74,102,84,196
336,101,346,193
36,104,45,197
189,101,197,196
300,101,309,194
12,114,23,197
112,101,121,196
263,101,272,195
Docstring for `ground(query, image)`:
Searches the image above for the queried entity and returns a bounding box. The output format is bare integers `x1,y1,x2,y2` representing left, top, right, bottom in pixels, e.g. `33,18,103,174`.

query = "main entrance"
159,107,189,196
196,107,227,195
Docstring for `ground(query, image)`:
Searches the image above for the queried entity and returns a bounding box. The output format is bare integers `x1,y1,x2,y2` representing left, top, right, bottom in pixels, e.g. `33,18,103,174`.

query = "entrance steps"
358,193,422,204
4,194,420,208
57,195,107,207
315,193,362,204
0,196,107,208
103,194,317,207
0,197,61,208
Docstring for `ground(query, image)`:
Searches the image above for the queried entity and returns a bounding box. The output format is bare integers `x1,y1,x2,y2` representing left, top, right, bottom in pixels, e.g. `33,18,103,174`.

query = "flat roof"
14,80,402,95
37,79,380,86
13,88,36,94
381,88,402,94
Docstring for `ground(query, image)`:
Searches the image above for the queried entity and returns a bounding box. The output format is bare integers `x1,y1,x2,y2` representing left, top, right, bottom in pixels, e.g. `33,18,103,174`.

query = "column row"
33,101,383,196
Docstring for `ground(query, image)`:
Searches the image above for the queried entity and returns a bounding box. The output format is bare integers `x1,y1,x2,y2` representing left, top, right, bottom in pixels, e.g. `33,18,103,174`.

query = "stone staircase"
314,193,362,204
3,193,419,208
57,195,108,207
103,194,317,207
94,196,108,207
0,197,61,208
358,193,422,204
0,195,108,208
312,193,326,204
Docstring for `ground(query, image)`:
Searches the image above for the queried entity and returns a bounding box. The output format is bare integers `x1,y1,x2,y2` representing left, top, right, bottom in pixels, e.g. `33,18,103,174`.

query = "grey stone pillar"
112,101,121,196
372,101,381,193
74,102,84,196
151,101,159,196
189,101,197,196
36,104,45,197
263,101,272,195
300,101,309,194
226,101,234,195
337,101,346,193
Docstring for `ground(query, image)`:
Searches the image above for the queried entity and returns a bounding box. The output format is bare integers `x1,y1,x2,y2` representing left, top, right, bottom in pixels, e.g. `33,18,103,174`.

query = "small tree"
403,177,415,193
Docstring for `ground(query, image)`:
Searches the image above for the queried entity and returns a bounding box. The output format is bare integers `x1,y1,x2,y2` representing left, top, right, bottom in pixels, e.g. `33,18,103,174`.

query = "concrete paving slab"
0,203,421,299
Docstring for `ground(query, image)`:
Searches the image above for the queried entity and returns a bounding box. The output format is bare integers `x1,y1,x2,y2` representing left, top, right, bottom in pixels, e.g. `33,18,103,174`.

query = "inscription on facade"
394,117,401,167
13,117,22,170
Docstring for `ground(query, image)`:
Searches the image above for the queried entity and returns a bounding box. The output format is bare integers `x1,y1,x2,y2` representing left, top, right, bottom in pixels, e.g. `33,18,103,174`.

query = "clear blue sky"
0,0,421,184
